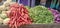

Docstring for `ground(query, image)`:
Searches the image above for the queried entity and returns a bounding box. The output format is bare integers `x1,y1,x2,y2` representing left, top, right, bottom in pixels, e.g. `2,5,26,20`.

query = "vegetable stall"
0,0,60,28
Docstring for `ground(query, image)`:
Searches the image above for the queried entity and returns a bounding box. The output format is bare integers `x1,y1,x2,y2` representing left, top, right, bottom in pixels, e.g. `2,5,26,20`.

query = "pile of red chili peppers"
7,3,32,28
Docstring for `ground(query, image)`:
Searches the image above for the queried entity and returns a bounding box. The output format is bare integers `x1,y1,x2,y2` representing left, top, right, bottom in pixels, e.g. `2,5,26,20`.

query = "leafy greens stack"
28,5,54,24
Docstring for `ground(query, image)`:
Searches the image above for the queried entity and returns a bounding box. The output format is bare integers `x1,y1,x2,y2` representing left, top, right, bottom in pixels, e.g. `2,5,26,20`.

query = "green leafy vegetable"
29,5,54,24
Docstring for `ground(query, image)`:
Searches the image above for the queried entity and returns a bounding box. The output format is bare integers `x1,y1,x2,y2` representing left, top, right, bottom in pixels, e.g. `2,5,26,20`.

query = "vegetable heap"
7,3,32,28
29,5,54,24
0,0,16,25
0,0,13,25
48,8,60,23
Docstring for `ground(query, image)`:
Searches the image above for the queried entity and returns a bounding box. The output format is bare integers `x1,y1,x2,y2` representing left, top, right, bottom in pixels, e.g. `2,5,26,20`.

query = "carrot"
7,3,32,28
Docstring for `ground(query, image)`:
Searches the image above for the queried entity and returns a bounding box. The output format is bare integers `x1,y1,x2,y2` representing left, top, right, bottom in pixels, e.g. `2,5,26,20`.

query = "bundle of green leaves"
28,5,54,24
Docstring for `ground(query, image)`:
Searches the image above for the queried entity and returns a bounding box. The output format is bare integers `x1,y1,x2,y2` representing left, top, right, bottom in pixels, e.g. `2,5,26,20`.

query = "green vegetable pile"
28,5,54,24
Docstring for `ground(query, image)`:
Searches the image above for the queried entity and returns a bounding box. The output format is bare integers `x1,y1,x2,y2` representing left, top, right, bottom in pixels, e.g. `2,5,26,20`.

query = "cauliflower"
6,0,12,2
2,11,7,14
0,17,3,25
0,13,7,19
3,2,10,7
3,18,10,25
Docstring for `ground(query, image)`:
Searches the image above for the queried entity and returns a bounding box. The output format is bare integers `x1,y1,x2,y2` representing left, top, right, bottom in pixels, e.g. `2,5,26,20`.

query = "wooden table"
0,24,60,28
